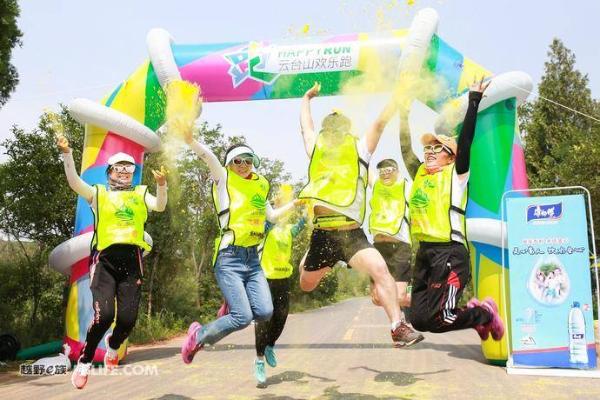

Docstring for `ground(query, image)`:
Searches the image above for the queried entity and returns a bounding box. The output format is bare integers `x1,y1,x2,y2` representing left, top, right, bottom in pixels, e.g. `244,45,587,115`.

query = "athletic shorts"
374,241,412,282
304,228,373,271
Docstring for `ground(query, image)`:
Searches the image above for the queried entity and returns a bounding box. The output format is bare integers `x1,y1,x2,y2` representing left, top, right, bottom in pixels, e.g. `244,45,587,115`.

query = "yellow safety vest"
259,223,294,279
409,164,468,244
369,179,409,239
212,168,270,253
92,185,150,251
299,132,368,221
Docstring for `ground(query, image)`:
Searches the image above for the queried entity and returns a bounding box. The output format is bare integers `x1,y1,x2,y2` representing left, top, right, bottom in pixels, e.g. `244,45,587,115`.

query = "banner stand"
501,186,600,378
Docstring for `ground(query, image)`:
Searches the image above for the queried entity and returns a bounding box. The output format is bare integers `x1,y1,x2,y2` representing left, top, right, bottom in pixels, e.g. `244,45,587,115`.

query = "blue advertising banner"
506,194,596,369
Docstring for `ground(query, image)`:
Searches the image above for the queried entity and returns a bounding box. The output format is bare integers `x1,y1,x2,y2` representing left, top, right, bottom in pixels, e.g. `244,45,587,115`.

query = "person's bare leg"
299,251,332,292
370,282,382,306
349,248,400,323
397,282,411,307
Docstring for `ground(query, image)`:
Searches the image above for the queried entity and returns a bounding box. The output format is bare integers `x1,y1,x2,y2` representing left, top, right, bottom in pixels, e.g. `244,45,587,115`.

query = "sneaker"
467,298,490,341
254,359,267,387
181,322,203,364
264,345,277,368
481,297,505,341
217,302,229,318
391,321,425,348
71,360,91,390
103,334,119,371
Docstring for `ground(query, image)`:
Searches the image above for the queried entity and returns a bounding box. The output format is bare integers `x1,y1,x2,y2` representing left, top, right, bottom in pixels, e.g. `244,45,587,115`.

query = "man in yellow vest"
298,82,423,348
253,191,307,386
368,159,413,314
57,136,168,390
403,79,504,340
178,125,302,375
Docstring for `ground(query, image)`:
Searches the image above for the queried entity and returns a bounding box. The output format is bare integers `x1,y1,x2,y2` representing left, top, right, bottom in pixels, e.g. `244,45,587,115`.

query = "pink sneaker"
217,302,229,318
103,334,119,371
181,322,203,364
481,297,505,341
467,298,490,341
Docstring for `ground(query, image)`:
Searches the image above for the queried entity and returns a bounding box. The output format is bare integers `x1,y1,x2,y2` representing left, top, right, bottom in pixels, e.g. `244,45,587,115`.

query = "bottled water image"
568,302,589,366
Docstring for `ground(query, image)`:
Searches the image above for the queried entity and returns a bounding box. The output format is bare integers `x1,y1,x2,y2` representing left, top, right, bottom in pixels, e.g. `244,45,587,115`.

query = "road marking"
343,328,354,341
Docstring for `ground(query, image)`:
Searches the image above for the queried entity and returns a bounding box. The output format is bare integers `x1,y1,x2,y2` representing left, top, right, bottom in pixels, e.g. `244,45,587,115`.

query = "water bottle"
568,302,589,365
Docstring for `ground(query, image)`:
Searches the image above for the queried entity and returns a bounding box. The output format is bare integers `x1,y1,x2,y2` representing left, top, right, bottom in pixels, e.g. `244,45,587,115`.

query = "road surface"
1,297,599,399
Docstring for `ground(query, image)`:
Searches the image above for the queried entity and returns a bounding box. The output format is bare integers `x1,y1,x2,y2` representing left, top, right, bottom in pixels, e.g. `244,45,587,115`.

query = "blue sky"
1,0,598,179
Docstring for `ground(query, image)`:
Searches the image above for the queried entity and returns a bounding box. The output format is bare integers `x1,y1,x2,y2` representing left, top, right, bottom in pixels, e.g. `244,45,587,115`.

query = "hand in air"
304,82,321,99
152,165,169,186
470,76,491,95
56,136,70,153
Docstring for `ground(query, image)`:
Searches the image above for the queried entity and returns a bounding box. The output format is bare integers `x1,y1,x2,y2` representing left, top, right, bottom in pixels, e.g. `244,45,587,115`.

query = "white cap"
107,152,135,166
224,145,260,168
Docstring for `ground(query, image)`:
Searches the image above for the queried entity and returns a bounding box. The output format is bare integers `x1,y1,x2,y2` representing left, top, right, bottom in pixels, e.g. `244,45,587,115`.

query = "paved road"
1,297,600,399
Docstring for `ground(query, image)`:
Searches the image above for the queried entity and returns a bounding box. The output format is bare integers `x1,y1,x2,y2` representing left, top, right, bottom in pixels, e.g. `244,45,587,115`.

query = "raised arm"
266,199,303,223
300,82,320,156
177,119,226,182
455,78,489,175
399,112,420,179
57,136,94,203
365,98,399,154
145,166,168,212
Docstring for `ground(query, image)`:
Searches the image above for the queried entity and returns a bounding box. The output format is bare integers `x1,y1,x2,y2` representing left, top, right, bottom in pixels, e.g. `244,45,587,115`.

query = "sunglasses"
423,144,453,155
111,164,135,173
232,157,253,166
378,167,397,175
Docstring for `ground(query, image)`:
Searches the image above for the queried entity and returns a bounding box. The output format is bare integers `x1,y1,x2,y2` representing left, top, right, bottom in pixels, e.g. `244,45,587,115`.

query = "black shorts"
304,228,373,271
374,241,412,282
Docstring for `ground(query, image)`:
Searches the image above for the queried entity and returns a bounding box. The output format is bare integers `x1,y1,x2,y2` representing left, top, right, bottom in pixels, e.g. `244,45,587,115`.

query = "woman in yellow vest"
297,82,423,348
57,136,168,390
368,159,413,313
253,192,306,386
178,126,301,370
402,78,504,340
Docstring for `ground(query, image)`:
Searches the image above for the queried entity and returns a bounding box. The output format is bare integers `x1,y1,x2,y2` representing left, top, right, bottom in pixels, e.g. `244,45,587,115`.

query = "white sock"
257,355,265,361
391,320,403,331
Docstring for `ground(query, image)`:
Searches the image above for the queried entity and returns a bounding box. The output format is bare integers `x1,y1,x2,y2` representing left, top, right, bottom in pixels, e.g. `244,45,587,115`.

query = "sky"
1,0,599,180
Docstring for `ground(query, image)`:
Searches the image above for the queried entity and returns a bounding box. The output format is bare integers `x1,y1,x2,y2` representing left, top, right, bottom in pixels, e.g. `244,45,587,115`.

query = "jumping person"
253,193,307,386
57,136,168,389
368,159,412,312
402,78,504,340
177,123,301,366
297,82,423,347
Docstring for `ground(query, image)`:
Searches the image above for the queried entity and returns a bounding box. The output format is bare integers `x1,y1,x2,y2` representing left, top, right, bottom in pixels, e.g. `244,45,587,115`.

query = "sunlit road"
2,297,599,399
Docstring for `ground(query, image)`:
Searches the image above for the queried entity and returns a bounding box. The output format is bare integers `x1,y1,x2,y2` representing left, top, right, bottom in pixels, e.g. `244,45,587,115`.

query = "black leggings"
80,244,143,363
409,242,490,333
255,278,290,357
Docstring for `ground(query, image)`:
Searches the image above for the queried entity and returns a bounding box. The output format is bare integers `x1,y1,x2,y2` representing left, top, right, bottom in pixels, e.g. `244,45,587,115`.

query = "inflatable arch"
49,8,532,364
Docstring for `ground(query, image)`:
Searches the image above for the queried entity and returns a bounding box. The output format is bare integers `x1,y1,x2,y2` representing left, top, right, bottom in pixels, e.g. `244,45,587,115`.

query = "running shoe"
467,298,490,341
217,302,229,318
391,321,424,348
481,297,505,341
181,321,203,364
264,345,277,368
254,358,267,387
71,359,92,390
103,334,119,371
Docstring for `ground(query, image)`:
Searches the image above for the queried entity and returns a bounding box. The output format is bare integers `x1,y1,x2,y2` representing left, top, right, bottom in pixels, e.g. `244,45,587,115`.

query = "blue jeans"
197,245,273,346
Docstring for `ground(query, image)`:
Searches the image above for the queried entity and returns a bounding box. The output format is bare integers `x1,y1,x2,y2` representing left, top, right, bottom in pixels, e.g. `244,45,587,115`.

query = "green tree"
0,0,23,107
0,108,82,345
519,38,600,245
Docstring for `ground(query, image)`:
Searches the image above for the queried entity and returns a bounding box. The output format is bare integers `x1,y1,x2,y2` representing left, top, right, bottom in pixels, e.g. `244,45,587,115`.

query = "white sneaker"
71,360,92,389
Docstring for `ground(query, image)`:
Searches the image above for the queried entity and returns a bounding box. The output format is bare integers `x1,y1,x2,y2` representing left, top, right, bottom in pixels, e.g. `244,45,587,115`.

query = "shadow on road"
320,385,411,399
265,370,335,387
350,366,451,387
124,346,181,363
202,342,488,364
